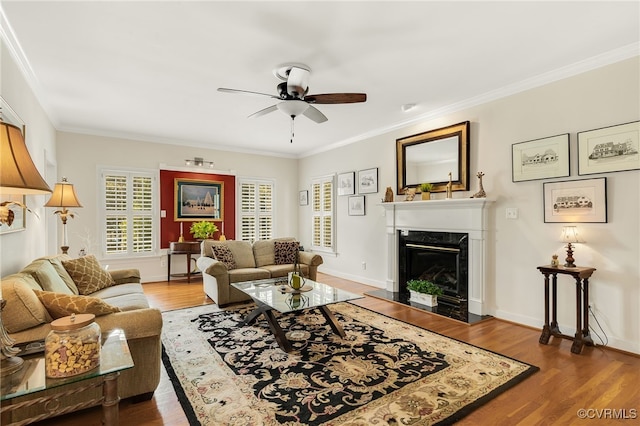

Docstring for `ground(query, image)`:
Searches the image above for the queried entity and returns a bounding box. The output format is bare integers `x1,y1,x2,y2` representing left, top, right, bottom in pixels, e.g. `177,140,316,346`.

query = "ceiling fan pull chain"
290,115,295,143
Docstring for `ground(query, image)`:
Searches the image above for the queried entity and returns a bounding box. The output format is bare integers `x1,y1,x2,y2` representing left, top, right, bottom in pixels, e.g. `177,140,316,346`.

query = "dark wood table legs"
537,265,596,354
242,302,347,353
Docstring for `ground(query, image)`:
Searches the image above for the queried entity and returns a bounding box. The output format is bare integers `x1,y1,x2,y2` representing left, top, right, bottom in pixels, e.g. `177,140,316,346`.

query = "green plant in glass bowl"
189,221,218,239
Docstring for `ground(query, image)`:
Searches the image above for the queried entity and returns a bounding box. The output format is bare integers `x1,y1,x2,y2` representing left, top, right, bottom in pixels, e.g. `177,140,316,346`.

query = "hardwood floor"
36,273,638,425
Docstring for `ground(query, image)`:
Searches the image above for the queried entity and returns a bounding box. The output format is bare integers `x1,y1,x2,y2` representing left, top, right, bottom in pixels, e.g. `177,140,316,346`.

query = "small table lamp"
561,226,581,268
45,177,83,254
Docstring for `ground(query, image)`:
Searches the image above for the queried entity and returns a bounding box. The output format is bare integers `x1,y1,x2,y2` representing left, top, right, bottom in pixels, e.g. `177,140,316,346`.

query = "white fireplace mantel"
380,198,494,316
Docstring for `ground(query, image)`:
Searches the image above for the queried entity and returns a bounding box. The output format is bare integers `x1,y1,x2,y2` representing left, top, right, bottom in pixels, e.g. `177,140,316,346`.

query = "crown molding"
301,42,640,158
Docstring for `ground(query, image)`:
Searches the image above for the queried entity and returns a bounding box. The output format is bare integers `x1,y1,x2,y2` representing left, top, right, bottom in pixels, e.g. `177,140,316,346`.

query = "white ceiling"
1,1,638,158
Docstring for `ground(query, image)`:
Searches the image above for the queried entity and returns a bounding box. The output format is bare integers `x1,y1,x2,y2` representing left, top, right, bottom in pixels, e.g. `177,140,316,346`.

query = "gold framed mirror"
396,121,470,194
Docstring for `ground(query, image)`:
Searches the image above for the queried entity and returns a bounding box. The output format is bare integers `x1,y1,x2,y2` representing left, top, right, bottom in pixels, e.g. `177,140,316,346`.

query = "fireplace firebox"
399,230,468,307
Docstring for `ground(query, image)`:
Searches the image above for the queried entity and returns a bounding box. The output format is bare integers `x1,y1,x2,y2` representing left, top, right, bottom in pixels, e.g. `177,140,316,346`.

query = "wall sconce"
185,157,214,168
561,226,582,268
1,120,52,377
44,177,83,254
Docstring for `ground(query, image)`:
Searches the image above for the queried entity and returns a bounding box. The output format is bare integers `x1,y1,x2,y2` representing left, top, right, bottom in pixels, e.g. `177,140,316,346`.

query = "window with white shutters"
238,179,274,243
101,169,156,257
311,175,335,252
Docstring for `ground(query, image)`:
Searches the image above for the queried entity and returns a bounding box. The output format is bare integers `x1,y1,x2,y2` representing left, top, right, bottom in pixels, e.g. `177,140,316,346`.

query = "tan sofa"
196,238,323,306
0,254,162,423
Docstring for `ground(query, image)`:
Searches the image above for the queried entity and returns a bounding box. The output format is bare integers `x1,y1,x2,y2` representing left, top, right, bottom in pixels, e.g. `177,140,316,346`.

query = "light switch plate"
506,208,518,219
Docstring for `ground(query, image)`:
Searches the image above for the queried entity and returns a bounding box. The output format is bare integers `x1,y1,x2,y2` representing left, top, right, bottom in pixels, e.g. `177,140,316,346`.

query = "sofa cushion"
261,264,310,279
21,259,72,294
225,241,256,268
274,241,299,265
38,255,79,295
253,237,296,267
90,283,146,299
62,255,115,295
99,293,150,311
228,268,271,283
33,290,121,319
1,276,52,333
211,245,237,270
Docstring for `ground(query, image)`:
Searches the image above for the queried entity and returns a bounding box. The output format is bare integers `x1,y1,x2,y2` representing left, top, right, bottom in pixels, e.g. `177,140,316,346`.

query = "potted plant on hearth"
407,279,443,307
189,221,218,240
419,183,433,200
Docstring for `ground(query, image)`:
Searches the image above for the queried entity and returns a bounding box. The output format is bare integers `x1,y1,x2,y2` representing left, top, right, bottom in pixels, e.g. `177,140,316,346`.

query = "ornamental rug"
161,303,538,425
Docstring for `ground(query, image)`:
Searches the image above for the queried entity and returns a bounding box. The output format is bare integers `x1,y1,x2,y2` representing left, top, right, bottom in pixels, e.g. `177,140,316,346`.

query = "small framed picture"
543,177,607,223
299,190,308,206
577,121,640,175
337,171,355,196
348,195,365,216
512,134,570,182
0,194,26,234
358,167,378,194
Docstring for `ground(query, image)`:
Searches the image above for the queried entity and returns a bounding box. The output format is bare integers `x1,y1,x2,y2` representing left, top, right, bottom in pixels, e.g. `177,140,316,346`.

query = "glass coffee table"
232,277,363,352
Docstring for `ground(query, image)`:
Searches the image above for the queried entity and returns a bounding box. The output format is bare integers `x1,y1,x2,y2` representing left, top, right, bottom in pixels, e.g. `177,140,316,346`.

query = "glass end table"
1,328,134,425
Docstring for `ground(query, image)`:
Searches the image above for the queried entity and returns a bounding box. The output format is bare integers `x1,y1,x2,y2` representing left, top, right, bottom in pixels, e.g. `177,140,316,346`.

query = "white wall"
55,132,299,282
0,41,57,276
299,57,640,354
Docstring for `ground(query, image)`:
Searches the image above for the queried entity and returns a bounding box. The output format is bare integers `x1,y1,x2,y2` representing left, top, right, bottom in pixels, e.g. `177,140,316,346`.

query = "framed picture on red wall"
175,178,224,221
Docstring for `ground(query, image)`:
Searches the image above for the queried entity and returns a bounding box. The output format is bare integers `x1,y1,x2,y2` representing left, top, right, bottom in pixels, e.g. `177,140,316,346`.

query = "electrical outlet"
506,208,518,219
160,259,167,267
361,261,366,270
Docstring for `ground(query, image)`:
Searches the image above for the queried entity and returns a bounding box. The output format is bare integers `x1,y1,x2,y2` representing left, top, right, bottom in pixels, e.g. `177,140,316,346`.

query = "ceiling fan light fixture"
277,100,309,117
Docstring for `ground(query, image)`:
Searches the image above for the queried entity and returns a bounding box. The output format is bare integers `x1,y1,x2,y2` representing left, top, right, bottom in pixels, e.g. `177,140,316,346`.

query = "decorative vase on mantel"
421,192,431,200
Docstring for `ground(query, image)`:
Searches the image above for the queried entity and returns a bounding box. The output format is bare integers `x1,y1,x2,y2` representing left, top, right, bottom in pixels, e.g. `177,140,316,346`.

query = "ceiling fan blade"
247,104,278,119
218,88,279,100
304,93,367,104
303,105,328,123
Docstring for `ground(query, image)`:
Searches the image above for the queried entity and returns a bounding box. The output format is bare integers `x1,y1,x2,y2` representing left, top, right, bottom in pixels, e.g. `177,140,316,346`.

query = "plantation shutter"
311,175,335,252
239,179,274,242
102,170,156,257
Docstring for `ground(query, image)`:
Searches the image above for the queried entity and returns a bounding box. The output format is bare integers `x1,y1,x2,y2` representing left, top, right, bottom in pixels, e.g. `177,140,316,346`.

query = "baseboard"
317,268,385,289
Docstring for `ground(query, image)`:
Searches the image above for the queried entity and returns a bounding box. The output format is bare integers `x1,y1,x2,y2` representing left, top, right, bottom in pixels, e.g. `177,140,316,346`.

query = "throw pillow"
1,276,52,333
62,255,115,295
212,245,237,270
274,241,299,265
33,290,121,319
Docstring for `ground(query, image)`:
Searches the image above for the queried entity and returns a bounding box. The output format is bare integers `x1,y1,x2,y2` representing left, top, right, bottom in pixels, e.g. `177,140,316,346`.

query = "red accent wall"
160,170,236,248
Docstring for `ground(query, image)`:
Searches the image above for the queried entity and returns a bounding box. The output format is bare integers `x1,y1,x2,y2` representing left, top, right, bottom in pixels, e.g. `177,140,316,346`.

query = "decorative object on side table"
471,172,486,198
45,313,101,378
407,279,444,307
45,177,83,254
550,254,560,267
561,226,581,268
419,182,432,200
189,220,218,240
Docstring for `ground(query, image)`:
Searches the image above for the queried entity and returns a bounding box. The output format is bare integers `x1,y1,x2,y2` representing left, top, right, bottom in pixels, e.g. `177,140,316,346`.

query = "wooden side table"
168,241,201,283
537,265,596,354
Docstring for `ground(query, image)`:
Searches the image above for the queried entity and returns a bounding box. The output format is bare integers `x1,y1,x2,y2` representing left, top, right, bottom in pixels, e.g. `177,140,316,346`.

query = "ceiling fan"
218,63,367,142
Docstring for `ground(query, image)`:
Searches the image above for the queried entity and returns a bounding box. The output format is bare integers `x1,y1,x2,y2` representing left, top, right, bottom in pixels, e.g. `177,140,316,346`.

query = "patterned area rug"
161,303,538,425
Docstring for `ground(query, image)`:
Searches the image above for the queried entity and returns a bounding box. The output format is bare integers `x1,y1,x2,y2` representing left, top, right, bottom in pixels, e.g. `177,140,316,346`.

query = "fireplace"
371,198,493,324
399,230,468,305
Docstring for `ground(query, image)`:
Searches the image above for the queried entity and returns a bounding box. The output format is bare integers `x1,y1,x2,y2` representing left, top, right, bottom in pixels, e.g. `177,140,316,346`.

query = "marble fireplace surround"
380,198,494,316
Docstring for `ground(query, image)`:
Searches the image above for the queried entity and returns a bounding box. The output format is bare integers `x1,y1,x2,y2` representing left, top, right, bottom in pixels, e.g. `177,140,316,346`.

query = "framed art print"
0,194,26,234
358,168,378,194
543,178,607,223
578,121,639,175
512,134,570,182
175,178,223,221
337,172,355,196
299,190,309,206
348,195,365,216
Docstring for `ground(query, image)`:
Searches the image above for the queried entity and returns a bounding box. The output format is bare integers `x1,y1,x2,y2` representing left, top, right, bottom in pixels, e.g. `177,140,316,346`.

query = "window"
311,174,335,252
238,178,274,243
100,169,157,257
